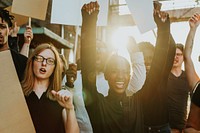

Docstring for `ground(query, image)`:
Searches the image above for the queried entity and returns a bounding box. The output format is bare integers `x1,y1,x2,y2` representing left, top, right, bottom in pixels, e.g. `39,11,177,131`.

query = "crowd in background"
1,1,200,133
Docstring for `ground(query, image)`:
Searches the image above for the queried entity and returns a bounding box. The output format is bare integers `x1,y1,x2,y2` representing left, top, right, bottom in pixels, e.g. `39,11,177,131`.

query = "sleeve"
140,17,176,100
126,52,146,96
11,50,28,81
64,85,93,132
192,83,200,107
8,36,19,53
81,9,99,106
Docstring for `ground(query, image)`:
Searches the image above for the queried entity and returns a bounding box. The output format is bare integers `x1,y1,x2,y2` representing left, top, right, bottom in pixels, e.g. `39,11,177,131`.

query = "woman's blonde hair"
21,43,62,100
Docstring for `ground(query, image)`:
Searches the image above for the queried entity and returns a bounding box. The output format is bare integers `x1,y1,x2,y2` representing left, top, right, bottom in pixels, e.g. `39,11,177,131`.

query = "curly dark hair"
0,8,14,27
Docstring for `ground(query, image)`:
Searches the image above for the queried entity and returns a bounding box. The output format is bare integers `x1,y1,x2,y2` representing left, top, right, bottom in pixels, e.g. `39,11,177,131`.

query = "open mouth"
115,81,125,88
40,68,46,73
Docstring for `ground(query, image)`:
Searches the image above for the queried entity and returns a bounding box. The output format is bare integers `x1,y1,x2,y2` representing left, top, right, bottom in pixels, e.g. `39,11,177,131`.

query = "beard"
0,43,4,48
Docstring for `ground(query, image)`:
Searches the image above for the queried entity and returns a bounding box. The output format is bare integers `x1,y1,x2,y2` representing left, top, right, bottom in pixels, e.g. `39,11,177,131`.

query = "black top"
81,8,175,133
142,32,175,126
10,49,27,81
8,36,19,53
167,71,190,129
192,83,200,107
25,91,65,133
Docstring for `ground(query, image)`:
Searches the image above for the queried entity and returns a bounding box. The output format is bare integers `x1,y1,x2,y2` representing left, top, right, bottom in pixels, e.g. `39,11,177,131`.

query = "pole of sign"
28,17,31,42
152,29,157,38
73,26,79,63
28,17,31,27
61,25,64,55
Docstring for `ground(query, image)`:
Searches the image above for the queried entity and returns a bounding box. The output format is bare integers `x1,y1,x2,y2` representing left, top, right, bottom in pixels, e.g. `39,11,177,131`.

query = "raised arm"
81,2,99,105
184,13,200,133
51,90,79,133
184,13,200,89
126,37,146,96
20,26,33,57
8,22,20,52
141,9,176,98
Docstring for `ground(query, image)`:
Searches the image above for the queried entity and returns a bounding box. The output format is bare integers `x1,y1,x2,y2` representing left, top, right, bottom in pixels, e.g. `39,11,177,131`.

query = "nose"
41,59,47,66
117,70,126,78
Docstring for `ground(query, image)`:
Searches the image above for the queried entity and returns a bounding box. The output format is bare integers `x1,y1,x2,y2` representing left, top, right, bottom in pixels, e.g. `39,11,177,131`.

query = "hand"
154,9,170,31
9,22,20,37
82,1,99,15
51,90,74,110
189,13,200,30
66,63,77,84
24,26,33,44
127,36,140,53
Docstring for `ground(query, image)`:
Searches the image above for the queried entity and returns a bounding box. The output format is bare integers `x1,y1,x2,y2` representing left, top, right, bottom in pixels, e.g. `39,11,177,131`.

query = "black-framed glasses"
175,53,183,57
34,55,55,65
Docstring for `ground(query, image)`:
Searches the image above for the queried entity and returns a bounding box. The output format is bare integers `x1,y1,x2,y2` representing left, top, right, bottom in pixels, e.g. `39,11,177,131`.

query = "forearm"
126,52,146,96
81,10,98,104
20,43,30,57
147,31,175,88
185,28,196,58
185,28,199,89
64,108,79,133
141,23,175,98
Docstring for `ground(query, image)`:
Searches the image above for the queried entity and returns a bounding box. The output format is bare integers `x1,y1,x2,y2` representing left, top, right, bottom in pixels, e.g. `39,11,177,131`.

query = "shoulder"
192,82,200,107
10,49,28,62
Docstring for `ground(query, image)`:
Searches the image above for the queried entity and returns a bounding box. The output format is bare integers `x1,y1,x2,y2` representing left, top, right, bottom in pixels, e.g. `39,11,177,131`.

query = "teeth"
40,68,46,72
116,82,124,88
116,81,124,84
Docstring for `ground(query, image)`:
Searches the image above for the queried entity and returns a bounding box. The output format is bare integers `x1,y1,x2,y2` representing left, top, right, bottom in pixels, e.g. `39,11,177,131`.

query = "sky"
112,21,200,76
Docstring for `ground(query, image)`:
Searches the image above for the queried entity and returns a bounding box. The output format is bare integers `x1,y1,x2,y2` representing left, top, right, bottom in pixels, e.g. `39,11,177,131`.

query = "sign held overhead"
11,0,49,20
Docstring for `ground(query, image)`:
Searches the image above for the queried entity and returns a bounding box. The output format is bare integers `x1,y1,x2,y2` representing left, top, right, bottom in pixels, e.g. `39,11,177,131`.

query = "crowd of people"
1,1,200,133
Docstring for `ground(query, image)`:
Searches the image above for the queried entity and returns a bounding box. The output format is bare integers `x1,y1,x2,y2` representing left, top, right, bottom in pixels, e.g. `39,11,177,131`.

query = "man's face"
105,56,130,94
96,48,107,72
143,49,154,73
0,17,9,49
173,48,183,68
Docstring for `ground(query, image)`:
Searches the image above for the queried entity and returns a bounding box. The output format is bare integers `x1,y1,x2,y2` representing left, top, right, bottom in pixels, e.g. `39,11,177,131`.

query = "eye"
35,55,43,62
111,70,118,74
47,58,55,65
0,24,7,29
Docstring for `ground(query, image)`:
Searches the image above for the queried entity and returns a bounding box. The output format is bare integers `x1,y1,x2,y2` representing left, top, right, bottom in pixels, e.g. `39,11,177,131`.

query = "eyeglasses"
34,55,55,65
175,53,183,57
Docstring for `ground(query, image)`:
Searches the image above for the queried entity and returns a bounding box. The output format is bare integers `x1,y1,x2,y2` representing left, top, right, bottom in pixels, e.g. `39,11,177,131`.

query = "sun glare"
111,28,129,50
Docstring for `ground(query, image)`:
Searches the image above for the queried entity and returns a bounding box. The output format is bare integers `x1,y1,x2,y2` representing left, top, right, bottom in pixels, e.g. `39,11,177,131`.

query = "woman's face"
33,49,56,80
105,56,130,94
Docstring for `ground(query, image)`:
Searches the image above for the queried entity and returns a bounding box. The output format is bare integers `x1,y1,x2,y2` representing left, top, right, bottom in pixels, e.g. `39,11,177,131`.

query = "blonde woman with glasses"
21,43,79,133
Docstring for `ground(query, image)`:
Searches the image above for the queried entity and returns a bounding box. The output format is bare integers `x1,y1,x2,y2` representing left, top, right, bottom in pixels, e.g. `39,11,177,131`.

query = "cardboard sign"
11,0,49,20
0,51,35,133
126,0,156,33
5,6,29,26
51,0,109,26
